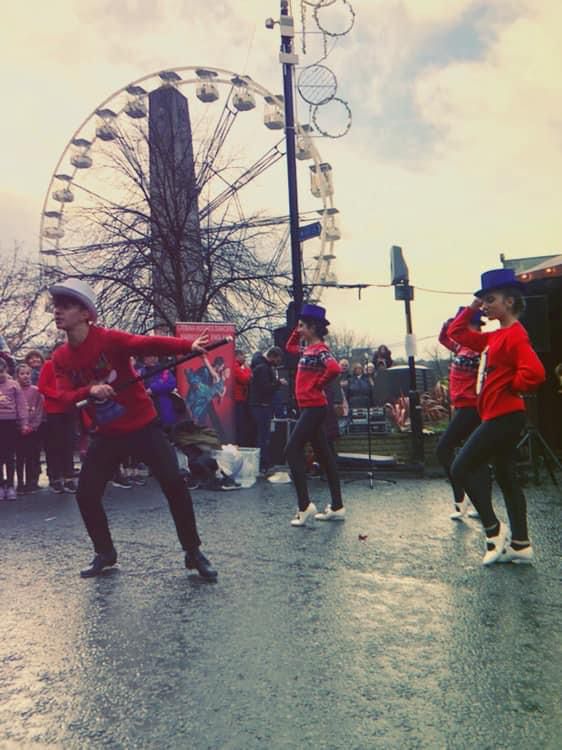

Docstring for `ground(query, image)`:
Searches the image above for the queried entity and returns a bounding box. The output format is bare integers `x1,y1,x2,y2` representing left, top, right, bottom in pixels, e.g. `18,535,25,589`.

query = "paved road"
1,475,561,749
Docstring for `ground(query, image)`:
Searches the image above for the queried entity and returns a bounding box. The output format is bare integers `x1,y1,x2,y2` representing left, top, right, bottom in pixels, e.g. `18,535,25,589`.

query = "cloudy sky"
1,0,560,355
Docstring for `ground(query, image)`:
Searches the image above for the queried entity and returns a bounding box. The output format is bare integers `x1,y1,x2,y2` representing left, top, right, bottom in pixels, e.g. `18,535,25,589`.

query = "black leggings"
16,432,40,488
76,420,201,554
285,406,343,512
0,420,17,487
450,411,528,540
436,406,485,503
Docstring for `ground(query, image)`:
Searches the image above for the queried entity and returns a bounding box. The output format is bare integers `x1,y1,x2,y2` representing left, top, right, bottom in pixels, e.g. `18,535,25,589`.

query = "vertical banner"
175,322,236,444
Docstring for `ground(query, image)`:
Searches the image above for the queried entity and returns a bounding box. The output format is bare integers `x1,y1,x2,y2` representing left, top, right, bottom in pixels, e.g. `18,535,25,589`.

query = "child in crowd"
24,350,45,386
0,356,30,500
15,364,44,494
38,344,77,494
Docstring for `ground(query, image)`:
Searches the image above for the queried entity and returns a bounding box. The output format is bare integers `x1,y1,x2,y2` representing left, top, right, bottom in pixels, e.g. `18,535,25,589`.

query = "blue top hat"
474,268,525,298
456,306,485,327
300,303,330,326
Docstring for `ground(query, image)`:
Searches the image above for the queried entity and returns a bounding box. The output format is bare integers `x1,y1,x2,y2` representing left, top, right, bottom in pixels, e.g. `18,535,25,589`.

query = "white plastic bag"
212,445,244,479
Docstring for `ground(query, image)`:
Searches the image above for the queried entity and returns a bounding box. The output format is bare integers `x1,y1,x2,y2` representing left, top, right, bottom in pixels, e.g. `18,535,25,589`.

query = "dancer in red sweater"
49,278,217,579
449,269,545,565
437,307,486,520
285,304,343,527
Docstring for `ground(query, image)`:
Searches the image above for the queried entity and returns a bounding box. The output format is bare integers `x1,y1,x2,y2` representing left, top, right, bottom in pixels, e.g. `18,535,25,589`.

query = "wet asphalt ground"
1,473,561,749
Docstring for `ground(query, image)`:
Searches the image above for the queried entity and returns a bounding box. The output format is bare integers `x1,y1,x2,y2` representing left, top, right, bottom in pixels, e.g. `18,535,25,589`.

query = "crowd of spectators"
0,335,394,498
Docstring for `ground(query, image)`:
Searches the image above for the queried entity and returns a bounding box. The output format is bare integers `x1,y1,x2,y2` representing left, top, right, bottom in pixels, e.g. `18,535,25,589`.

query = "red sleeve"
438,320,459,353
447,307,489,353
104,329,193,357
52,354,91,408
511,330,546,393
37,361,60,400
317,350,341,389
286,328,302,355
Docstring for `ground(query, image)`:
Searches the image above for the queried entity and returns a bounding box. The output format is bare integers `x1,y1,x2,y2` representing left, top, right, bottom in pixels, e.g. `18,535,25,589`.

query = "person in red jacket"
285,304,344,527
233,349,252,446
449,269,545,565
38,343,77,494
437,307,486,520
49,278,217,580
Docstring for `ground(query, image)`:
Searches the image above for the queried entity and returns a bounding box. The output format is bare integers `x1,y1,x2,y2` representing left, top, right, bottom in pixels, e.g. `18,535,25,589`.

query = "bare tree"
422,343,452,381
41,95,291,339
326,327,373,360
0,246,52,356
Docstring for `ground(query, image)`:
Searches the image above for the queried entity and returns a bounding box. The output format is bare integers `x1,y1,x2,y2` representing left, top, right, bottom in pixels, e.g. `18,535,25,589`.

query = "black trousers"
436,406,485,502
16,431,40,488
0,420,17,486
450,411,528,540
45,412,75,481
285,406,343,512
250,405,274,471
76,419,201,554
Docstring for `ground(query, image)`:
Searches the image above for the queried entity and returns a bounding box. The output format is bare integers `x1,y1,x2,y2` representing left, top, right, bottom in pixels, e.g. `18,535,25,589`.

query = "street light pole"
278,0,303,323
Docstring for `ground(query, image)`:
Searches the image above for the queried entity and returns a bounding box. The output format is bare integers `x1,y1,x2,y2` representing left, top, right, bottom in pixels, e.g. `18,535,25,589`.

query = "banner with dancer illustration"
175,322,235,444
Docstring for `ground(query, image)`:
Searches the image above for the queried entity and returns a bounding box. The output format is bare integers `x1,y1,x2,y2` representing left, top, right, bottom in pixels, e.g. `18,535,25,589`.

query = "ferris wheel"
39,66,342,309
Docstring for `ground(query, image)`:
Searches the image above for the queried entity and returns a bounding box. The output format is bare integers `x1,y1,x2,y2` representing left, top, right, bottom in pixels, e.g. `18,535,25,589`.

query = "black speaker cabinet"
273,326,299,369
521,295,550,352
372,366,436,404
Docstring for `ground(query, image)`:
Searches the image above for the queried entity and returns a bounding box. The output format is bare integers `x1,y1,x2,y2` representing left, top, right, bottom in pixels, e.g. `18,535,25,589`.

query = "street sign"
298,221,322,242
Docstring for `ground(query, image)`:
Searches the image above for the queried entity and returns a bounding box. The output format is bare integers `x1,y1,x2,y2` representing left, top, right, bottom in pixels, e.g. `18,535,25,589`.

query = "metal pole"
404,294,424,463
279,0,303,319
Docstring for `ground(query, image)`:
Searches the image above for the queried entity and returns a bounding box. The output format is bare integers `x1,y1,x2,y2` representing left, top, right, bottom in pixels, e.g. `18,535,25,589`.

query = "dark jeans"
76,419,201,554
450,411,528,540
235,400,251,447
16,431,40,488
285,406,343,512
436,406,485,502
250,405,274,471
46,412,75,481
0,420,17,487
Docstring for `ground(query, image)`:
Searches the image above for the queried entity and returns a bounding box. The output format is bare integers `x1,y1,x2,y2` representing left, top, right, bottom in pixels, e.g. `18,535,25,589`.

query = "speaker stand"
345,394,396,489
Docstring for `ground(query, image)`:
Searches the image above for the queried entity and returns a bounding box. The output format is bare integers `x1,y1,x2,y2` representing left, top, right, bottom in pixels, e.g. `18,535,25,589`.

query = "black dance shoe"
80,548,118,578
184,549,218,580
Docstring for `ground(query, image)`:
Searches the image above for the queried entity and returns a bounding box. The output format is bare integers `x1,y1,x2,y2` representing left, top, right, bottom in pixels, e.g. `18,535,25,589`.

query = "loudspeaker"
273,326,299,368
521,296,550,352
375,366,436,404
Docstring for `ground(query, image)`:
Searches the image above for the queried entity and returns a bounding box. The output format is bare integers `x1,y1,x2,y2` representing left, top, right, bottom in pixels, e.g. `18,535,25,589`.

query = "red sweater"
38,360,66,415
233,361,252,402
439,320,480,408
286,329,341,408
52,325,194,435
447,307,545,421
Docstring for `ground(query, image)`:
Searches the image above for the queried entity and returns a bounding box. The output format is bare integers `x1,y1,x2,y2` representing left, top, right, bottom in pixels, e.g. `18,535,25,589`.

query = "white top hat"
49,278,98,322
